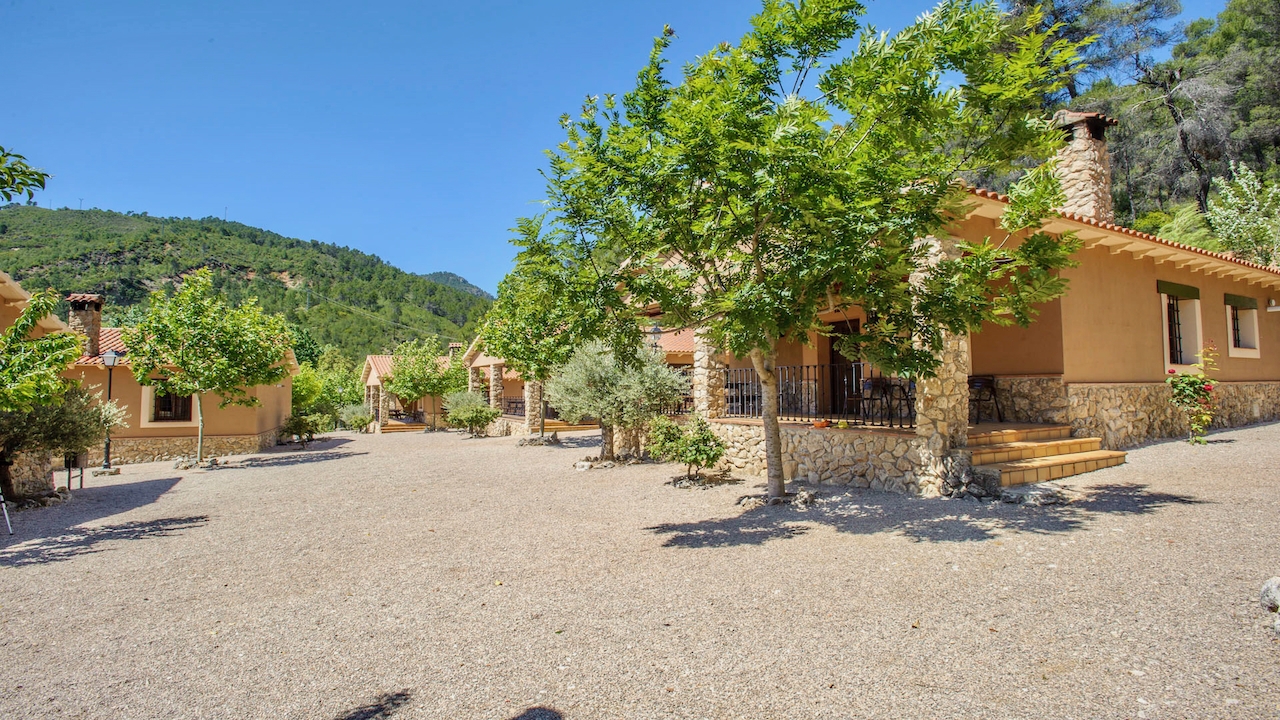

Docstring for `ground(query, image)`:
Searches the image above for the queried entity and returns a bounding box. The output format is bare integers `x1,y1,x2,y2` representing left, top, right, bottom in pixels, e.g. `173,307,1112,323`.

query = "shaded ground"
0,425,1277,718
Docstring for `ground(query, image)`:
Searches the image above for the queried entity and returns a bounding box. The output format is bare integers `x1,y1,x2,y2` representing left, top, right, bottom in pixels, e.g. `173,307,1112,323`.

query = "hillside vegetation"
0,205,491,358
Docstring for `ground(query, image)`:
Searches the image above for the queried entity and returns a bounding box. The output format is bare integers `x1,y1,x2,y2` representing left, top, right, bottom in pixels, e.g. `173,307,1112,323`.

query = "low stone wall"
8,451,55,497
995,376,1069,424
1064,381,1280,448
711,420,937,495
83,429,280,465
486,417,530,437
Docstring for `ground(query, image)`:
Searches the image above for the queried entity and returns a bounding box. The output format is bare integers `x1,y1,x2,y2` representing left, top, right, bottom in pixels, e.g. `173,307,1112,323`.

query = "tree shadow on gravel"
508,708,564,720
0,514,209,566
217,450,369,470
0,476,184,550
333,690,413,720
646,483,1204,548
554,434,602,450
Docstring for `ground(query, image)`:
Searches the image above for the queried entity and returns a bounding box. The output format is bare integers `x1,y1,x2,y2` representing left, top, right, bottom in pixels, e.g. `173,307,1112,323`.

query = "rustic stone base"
8,451,56,497
486,418,530,437
82,429,280,465
995,376,1069,425
1066,381,1280,448
711,420,952,496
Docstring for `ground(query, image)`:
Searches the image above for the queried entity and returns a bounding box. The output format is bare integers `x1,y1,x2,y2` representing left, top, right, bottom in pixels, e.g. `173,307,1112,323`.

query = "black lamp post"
101,349,122,469
649,324,663,351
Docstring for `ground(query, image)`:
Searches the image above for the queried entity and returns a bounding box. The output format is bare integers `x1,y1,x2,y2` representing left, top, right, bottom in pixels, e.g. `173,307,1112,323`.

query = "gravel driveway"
1,423,1277,719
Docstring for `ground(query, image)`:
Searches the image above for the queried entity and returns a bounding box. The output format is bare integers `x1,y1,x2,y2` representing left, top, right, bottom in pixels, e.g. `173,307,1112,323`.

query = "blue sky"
7,0,1227,294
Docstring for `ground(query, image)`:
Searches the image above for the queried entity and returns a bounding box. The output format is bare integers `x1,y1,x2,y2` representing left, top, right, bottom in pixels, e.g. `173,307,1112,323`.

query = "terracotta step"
968,424,1072,447
970,437,1102,465
976,449,1127,487
380,423,427,434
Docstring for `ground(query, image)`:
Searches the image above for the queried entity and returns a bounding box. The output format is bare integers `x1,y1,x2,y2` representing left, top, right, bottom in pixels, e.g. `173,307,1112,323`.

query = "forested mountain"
0,205,491,359
1005,0,1280,259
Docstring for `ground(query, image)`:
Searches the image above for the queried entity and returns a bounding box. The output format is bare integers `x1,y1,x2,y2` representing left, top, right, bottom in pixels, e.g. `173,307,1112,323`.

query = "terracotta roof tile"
656,327,696,354
966,187,1280,276
73,327,127,365
66,293,103,304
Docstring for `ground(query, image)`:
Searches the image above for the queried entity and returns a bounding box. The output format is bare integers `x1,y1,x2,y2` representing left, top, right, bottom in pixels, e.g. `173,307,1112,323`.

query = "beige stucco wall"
63,365,292,439
1058,246,1280,383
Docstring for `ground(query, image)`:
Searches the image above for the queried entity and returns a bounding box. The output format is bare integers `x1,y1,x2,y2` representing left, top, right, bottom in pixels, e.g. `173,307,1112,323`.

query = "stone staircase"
969,424,1126,487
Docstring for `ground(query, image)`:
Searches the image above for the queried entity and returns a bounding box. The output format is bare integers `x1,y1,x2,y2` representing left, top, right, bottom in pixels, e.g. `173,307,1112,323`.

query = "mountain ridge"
0,205,493,359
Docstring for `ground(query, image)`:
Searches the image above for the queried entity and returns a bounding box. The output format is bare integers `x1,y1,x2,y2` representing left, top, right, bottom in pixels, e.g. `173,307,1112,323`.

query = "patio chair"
968,375,1004,423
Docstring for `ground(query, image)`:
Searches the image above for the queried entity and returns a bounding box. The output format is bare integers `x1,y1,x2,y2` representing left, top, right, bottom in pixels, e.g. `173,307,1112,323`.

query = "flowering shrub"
1165,342,1218,444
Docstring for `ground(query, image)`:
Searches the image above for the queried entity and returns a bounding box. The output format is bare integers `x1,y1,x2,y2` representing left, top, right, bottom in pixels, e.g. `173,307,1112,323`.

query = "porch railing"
722,363,916,428
660,366,695,416
502,396,562,421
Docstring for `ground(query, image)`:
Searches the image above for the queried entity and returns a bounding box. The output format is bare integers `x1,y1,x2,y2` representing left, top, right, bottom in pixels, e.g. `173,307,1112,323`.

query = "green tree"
647,414,727,480
1205,162,1280,265
443,390,501,436
123,268,294,462
383,337,466,430
525,0,1085,496
0,145,49,202
290,324,323,366
0,290,83,413
545,342,689,460
0,386,127,499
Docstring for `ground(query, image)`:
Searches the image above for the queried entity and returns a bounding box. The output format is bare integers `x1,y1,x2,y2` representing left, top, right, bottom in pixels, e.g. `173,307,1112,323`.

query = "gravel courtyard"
1,423,1278,719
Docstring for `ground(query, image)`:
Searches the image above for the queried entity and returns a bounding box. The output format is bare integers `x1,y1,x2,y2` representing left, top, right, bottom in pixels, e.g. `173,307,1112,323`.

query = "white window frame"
1161,293,1203,371
1226,304,1261,359
139,385,199,428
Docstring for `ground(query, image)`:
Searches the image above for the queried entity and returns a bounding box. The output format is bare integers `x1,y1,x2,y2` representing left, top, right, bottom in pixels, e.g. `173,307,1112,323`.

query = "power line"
304,288,468,343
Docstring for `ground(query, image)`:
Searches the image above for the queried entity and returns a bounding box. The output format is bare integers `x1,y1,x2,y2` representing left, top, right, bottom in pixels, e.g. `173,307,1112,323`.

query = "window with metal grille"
1232,305,1243,350
153,393,192,422
1167,295,1183,365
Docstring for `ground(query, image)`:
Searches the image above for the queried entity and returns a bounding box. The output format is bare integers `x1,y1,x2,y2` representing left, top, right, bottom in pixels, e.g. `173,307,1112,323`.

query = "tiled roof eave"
966,187,1280,279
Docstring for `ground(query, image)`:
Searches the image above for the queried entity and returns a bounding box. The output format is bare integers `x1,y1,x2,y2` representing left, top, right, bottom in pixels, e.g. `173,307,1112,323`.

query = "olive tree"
0,387,126,498
545,341,689,460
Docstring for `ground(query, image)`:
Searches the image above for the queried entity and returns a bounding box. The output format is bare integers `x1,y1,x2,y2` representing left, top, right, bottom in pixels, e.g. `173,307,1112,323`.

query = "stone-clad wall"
711,421,935,496
995,376,1069,425
83,429,280,465
1065,381,1280,448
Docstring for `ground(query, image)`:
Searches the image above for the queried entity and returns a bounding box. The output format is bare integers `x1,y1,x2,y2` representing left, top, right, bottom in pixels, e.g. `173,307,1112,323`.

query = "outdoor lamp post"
649,324,663,351
101,349,122,469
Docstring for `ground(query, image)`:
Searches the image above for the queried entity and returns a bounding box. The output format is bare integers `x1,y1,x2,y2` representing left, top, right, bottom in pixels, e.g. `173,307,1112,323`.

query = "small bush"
647,415,726,479
444,390,501,436
280,414,321,447
338,403,375,432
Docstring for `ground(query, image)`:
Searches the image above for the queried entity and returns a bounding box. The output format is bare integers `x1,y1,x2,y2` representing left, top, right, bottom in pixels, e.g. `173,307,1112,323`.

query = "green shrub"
279,414,321,447
647,414,726,479
338,403,375,432
444,390,501,436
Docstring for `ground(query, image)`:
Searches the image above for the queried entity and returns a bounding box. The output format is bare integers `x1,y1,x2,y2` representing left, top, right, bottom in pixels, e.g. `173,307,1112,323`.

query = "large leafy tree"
383,336,466,430
0,290,83,414
0,145,48,202
1205,161,1280,265
520,0,1086,497
123,268,294,462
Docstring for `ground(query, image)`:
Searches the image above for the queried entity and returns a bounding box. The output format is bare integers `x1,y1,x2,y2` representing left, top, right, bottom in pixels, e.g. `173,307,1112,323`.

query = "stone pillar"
524,380,544,433
468,366,482,393
910,236,972,497
377,387,390,433
489,364,504,409
691,331,726,419
1054,110,1117,224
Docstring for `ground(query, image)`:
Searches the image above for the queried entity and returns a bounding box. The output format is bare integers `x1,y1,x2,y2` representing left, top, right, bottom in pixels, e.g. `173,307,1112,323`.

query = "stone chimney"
1054,110,1118,224
66,293,103,357
448,342,463,357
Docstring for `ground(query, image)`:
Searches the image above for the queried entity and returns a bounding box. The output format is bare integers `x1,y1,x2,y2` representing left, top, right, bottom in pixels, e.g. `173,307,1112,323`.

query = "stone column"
691,331,726,419
524,380,544,434
468,366,482,393
377,387,391,433
910,236,972,497
489,364,505,410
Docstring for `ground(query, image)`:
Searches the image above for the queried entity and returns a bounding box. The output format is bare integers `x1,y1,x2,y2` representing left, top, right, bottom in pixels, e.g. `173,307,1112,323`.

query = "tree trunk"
749,345,786,499
429,396,437,432
195,394,205,464
600,425,615,461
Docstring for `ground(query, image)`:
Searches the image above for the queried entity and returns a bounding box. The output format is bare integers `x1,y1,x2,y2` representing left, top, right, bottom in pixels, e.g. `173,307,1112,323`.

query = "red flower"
1168,369,1177,374
1204,384,1214,391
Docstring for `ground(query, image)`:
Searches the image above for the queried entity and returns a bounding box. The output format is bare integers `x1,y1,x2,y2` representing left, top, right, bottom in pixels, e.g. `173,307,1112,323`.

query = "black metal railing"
660,366,695,416
502,396,526,417
722,363,916,428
